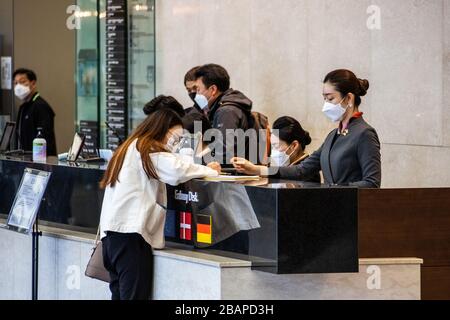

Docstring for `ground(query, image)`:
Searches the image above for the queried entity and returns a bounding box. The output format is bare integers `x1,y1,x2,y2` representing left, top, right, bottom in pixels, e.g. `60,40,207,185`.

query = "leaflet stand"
31,206,43,300
6,168,51,300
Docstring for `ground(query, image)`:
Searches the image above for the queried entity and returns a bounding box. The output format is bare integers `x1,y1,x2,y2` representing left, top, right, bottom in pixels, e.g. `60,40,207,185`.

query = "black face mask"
188,92,197,102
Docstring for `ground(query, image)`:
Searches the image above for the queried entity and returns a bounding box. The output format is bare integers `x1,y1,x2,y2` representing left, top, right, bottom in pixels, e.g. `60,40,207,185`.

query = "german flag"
197,214,212,244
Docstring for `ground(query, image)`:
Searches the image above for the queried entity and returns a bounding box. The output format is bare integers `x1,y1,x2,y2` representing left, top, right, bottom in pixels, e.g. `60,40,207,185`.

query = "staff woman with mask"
269,116,320,182
232,69,381,188
270,116,311,166
99,108,220,300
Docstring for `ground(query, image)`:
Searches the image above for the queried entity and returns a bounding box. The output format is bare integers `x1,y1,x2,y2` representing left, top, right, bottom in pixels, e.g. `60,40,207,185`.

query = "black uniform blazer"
276,117,381,188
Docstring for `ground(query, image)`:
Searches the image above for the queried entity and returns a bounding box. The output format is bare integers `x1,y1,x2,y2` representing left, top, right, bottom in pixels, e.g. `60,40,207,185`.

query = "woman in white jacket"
99,108,220,300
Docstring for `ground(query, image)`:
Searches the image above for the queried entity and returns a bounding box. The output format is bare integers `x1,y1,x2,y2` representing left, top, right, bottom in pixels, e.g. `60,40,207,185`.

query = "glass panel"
128,0,156,131
76,0,100,155
76,0,156,149
99,0,107,148
76,0,99,126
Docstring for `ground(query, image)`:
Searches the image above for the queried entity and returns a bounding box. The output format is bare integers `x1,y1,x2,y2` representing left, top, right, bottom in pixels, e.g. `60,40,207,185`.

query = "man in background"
183,66,211,139
13,68,57,155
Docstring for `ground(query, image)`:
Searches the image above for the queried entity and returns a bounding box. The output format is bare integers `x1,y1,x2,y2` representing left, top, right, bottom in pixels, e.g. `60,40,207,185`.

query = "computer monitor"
67,132,86,162
0,122,15,152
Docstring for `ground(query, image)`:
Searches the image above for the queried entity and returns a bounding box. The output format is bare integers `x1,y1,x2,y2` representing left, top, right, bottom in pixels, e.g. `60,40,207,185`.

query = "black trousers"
102,231,153,300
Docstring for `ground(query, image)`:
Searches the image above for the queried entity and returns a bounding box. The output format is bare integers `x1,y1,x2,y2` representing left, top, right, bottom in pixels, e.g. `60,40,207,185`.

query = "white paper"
7,169,51,232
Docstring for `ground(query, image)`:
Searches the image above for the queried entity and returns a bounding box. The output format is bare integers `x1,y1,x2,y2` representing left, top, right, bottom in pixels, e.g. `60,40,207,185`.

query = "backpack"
251,111,271,165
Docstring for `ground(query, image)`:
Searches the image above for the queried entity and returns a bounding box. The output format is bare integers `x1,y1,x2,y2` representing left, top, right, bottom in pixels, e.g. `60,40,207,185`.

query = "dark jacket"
274,117,381,188
289,154,321,183
16,92,57,156
208,89,254,164
209,89,253,130
185,103,203,116
182,106,211,135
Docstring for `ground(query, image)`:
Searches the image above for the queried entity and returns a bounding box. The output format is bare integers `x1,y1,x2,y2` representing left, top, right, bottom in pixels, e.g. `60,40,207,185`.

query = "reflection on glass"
76,0,99,126
128,0,156,131
76,0,156,148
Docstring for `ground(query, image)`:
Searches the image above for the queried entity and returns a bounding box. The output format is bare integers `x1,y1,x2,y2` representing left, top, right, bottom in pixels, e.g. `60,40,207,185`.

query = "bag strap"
94,226,101,245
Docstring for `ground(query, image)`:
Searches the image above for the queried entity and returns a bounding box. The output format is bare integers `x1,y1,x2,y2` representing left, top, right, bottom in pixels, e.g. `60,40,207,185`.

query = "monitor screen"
67,132,86,162
0,122,15,152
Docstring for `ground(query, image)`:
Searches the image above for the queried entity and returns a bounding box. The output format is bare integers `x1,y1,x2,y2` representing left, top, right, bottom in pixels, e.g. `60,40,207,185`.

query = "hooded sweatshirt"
208,88,255,165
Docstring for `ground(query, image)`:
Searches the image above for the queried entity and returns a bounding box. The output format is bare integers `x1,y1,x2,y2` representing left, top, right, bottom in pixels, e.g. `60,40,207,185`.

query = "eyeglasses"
167,131,184,148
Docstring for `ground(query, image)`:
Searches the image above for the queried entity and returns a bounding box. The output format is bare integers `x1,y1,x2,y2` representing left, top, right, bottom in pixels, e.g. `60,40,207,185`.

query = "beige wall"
155,0,450,188
13,0,75,154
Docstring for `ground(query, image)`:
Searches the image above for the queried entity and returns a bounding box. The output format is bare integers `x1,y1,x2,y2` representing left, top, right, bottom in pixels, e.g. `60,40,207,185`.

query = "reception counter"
0,155,449,299
0,155,359,275
0,222,422,300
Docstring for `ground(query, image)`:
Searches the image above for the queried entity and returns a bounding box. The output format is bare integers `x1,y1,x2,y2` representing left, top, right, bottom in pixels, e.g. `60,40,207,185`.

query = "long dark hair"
323,69,370,106
100,109,183,189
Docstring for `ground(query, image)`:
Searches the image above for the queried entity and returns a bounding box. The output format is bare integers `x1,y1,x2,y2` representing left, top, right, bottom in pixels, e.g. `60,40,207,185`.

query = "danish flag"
179,211,192,240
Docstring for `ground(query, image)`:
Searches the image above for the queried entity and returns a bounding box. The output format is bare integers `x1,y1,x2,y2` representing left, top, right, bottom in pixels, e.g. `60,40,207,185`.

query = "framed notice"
7,168,51,234
1,56,12,90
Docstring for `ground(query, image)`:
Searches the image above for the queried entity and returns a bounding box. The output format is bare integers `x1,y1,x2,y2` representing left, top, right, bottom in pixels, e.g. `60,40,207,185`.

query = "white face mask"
322,97,348,122
270,148,293,167
194,93,209,110
14,84,31,100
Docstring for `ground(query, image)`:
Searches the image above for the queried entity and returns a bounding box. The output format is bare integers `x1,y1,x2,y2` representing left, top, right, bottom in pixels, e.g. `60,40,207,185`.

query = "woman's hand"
207,161,222,174
230,157,262,176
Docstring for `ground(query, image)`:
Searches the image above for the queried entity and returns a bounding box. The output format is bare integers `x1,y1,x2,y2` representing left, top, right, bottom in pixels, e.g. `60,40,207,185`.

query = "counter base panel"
0,227,421,300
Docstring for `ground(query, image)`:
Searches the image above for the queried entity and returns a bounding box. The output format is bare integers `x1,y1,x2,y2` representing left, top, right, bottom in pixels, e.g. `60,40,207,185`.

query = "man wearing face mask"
182,66,211,136
184,66,202,114
194,64,255,165
13,68,57,156
232,69,381,188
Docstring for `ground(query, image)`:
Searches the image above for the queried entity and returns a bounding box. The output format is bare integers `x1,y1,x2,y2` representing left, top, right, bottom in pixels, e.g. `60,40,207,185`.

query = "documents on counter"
203,174,260,182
